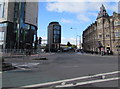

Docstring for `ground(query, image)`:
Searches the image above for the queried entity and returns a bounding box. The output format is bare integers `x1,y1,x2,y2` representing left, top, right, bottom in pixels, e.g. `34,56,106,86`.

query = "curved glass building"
0,0,38,50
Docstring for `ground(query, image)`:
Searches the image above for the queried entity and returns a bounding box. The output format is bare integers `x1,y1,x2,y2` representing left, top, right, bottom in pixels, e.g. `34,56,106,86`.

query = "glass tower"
0,1,38,50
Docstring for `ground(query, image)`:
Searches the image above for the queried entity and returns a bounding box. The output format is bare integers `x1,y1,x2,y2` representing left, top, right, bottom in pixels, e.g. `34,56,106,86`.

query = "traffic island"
2,57,17,71
32,57,48,60
2,63,17,71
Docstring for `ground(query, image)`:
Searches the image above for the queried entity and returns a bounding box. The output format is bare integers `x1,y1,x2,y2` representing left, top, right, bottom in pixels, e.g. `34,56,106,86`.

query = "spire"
97,4,109,19
101,4,105,10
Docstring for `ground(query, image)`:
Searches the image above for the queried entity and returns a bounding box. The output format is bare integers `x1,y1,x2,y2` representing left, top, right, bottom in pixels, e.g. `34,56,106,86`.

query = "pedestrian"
108,50,111,55
101,47,104,56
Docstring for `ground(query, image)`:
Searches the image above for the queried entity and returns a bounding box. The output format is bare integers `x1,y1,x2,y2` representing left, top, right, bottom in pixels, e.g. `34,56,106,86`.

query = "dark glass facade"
0,22,15,49
53,25,61,43
0,2,38,50
13,2,37,49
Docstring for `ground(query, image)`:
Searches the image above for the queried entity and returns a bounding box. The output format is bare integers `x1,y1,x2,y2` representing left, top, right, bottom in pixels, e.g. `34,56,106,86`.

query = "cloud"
88,12,98,17
43,0,119,2
46,2,118,22
46,2,91,13
46,2,118,13
77,14,91,22
60,19,73,23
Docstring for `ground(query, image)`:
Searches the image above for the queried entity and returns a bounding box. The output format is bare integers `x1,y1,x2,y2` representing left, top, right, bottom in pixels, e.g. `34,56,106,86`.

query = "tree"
67,41,72,46
39,37,42,44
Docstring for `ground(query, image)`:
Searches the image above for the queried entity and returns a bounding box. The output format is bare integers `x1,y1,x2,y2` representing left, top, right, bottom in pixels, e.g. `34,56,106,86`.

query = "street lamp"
70,27,81,49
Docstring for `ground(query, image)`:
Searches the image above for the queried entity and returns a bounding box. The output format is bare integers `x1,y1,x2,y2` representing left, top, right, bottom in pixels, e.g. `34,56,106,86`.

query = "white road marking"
56,77,120,88
0,72,2,74
21,71,120,88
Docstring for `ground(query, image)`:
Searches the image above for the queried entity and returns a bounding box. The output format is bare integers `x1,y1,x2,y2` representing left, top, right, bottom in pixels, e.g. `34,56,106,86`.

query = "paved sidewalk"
2,52,55,59
76,52,119,57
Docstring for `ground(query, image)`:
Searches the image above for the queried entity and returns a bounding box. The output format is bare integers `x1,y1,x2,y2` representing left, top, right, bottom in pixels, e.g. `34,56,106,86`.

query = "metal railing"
1,49,39,58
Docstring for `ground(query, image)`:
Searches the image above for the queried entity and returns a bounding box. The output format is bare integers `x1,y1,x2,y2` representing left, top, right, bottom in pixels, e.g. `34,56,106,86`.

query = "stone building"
0,0,38,50
83,4,120,54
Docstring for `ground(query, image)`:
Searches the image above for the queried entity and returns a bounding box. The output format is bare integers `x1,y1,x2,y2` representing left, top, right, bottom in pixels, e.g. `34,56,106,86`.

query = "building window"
54,25,60,30
53,26,61,43
99,34,102,38
115,32,120,37
31,25,36,30
0,1,5,18
24,24,30,30
53,33,61,43
54,30,60,35
106,34,110,37
0,3,3,18
21,24,30,30
0,4,2,18
0,32,4,41
0,23,8,27
114,21,120,26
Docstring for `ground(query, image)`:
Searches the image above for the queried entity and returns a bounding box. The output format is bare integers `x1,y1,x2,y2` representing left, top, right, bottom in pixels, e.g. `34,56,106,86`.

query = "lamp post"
70,27,81,49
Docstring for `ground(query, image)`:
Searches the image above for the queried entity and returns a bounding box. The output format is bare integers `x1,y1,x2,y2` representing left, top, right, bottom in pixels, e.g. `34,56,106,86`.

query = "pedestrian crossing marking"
21,71,120,88
56,77,120,88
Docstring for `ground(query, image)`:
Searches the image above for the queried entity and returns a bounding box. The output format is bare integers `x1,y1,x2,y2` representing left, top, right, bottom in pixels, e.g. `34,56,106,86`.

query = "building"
47,22,61,52
83,4,120,54
0,0,38,50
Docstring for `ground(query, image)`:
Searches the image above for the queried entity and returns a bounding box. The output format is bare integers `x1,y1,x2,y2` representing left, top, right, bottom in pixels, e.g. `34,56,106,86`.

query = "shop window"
0,32,4,41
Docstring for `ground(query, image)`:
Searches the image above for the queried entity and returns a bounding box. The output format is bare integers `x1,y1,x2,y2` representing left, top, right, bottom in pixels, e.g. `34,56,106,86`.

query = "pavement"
1,52,119,88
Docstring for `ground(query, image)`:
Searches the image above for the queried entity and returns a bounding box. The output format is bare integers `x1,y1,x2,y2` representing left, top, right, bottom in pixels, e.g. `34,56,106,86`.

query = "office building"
47,22,61,51
83,4,120,54
0,0,38,50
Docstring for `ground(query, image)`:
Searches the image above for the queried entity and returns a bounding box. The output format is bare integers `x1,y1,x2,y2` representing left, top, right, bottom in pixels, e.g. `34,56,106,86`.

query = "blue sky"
38,1,118,45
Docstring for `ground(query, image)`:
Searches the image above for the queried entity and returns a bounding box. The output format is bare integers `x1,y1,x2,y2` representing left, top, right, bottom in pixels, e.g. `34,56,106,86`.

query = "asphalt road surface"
1,52,119,88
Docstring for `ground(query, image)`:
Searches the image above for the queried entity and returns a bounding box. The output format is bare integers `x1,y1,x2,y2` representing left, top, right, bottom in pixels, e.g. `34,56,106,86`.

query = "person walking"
101,47,104,56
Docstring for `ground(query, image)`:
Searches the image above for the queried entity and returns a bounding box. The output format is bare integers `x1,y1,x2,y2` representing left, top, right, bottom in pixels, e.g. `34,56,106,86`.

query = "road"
1,52,119,88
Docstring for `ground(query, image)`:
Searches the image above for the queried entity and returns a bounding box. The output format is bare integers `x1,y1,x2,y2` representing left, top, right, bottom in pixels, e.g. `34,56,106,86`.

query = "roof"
49,22,59,25
97,4,109,19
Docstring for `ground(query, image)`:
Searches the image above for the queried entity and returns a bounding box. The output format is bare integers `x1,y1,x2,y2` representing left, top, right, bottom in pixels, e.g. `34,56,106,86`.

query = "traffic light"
39,37,42,44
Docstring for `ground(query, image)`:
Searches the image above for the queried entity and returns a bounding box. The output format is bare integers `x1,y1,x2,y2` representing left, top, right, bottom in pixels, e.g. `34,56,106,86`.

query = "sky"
38,1,118,45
